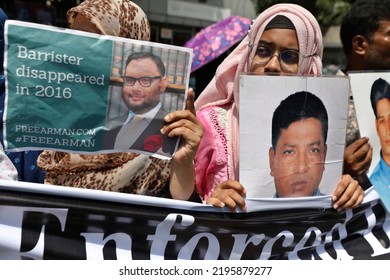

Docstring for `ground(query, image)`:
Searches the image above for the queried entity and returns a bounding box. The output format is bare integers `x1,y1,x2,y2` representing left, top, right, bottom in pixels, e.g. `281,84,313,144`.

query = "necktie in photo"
114,114,146,149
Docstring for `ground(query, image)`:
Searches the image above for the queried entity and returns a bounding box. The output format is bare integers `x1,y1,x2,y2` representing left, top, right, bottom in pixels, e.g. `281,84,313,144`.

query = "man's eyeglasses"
252,43,315,73
122,76,162,87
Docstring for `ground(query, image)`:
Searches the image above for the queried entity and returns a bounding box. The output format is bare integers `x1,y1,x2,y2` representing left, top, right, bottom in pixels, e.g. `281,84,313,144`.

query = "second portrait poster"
239,75,350,198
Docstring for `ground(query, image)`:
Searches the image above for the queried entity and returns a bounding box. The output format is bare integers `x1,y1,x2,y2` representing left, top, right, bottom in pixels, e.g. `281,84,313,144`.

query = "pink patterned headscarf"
195,3,323,180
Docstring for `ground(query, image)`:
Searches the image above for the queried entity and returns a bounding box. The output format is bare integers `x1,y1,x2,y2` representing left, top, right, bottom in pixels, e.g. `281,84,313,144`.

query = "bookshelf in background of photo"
107,41,189,121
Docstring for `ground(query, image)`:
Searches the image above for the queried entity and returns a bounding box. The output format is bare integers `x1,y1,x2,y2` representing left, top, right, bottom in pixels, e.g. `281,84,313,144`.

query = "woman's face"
250,28,299,75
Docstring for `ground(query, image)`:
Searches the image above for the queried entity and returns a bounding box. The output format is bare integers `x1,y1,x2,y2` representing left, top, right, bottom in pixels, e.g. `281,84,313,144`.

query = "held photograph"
103,41,191,157
349,71,390,211
3,20,192,159
239,75,350,198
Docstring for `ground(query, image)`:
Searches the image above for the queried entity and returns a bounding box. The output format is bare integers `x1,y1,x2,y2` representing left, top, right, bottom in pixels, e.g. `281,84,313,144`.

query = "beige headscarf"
38,1,171,196
67,0,150,40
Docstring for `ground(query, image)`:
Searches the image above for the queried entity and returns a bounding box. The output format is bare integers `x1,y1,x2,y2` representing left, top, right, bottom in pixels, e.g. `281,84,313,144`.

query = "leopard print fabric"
67,0,150,40
38,151,170,196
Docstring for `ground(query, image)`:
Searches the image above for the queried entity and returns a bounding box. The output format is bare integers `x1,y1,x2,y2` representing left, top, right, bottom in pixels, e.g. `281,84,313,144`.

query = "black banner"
0,181,389,260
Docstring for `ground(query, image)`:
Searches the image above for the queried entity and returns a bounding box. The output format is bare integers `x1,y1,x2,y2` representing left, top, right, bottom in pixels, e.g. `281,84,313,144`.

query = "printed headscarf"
194,3,323,180
67,0,150,40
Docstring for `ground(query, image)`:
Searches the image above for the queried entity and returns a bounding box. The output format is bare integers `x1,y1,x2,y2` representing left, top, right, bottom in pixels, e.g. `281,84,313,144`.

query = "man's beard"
365,49,390,70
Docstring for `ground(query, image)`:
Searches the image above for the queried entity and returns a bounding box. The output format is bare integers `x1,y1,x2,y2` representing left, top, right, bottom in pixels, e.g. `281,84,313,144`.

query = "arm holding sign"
162,89,203,201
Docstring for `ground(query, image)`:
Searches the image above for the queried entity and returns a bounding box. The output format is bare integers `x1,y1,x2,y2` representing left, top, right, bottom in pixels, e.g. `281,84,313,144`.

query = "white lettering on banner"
20,135,95,147
178,233,220,260
16,83,73,99
81,233,133,260
15,125,96,136
16,65,105,86
362,201,390,257
147,213,194,260
289,227,326,260
0,203,389,259
261,231,295,259
314,210,354,260
15,46,107,87
17,45,83,65
0,206,68,260
229,234,265,260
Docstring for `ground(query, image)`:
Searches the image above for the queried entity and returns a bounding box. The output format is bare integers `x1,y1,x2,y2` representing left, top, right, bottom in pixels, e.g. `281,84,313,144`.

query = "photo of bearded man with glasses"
106,51,178,155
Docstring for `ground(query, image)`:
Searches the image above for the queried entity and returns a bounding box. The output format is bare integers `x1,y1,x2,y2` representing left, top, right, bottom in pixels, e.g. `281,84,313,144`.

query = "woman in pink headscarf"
194,3,364,211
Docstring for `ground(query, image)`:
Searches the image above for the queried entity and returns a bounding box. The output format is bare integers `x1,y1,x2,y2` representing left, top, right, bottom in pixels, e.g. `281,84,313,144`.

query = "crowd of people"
0,0,389,213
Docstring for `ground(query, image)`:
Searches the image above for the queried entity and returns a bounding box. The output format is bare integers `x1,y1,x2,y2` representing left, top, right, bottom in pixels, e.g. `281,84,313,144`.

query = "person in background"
0,8,45,183
37,0,203,202
340,0,390,72
338,0,390,189
195,3,364,212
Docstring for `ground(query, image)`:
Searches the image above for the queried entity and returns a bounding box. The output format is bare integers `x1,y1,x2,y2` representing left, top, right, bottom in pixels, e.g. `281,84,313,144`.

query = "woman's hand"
162,88,203,165
162,88,203,201
206,180,247,212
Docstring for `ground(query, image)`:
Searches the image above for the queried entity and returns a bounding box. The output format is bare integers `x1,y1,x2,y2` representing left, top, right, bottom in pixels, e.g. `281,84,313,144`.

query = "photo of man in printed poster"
239,75,349,198
350,72,390,211
104,41,191,158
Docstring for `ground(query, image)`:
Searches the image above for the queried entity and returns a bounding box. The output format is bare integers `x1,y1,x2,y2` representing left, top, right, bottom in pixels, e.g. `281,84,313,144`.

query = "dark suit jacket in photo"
104,106,178,156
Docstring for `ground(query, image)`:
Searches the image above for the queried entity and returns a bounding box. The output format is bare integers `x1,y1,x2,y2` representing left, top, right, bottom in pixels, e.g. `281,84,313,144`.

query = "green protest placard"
3,20,192,159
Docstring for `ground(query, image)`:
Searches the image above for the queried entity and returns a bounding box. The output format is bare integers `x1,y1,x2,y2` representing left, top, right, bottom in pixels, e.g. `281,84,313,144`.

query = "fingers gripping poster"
3,20,192,159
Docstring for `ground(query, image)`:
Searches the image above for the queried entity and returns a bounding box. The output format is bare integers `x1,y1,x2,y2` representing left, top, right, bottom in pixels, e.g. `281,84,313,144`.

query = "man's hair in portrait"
125,51,166,76
370,78,390,118
271,91,328,149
